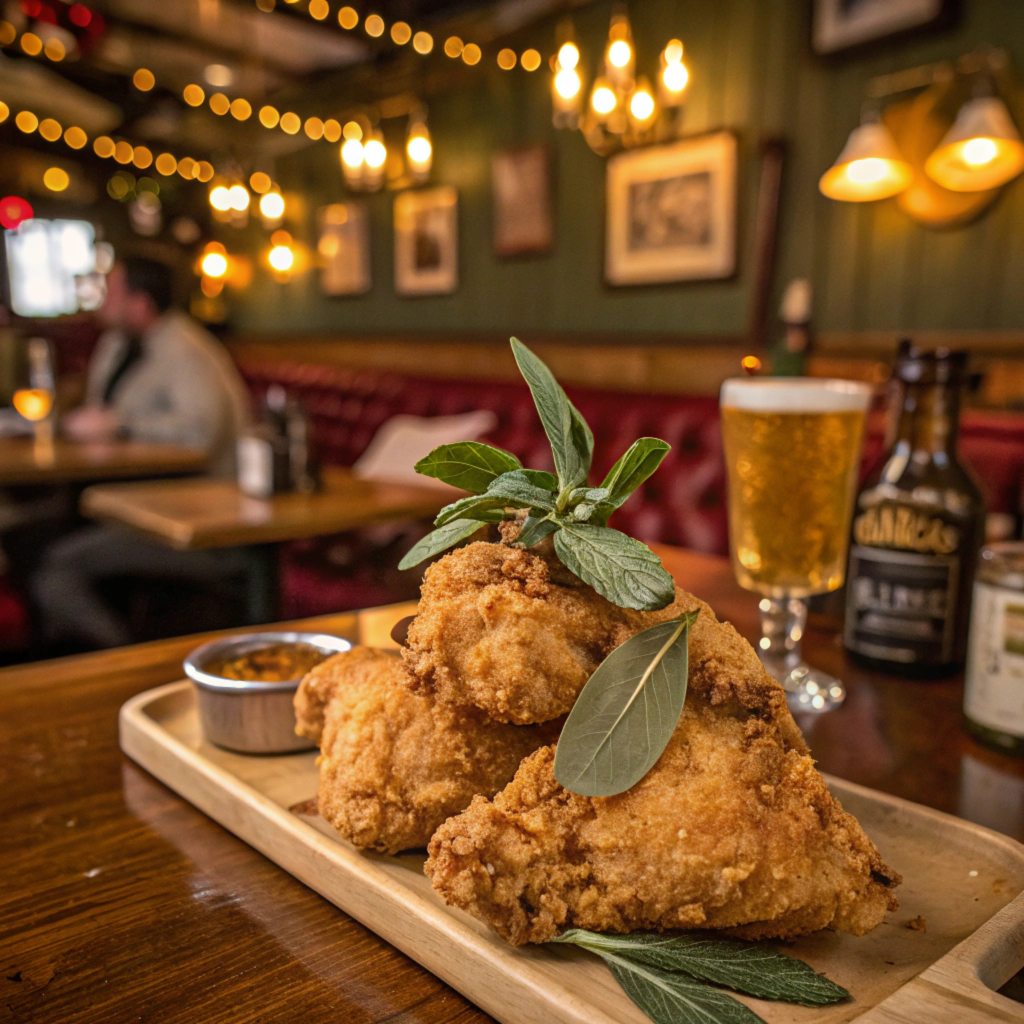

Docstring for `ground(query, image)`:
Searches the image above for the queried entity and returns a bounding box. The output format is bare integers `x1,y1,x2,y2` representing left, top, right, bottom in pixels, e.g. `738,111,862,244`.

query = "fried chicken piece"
294,647,555,855
426,592,899,944
402,540,684,725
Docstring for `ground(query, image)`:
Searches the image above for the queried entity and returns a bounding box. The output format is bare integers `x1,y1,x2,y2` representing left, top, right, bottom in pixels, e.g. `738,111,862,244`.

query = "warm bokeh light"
205,64,233,87
201,251,228,278
557,42,579,70
592,86,617,115
155,153,177,176
413,31,433,54
663,62,689,93
269,245,294,272
209,93,230,115
209,185,231,211
196,161,215,183
847,158,887,184
554,68,581,100
230,98,252,121
39,118,62,142
94,135,115,158
0,102,8,123
664,39,684,65
260,105,280,128
407,135,432,164
521,48,541,72
444,36,463,58
69,4,91,26
183,84,205,106
304,116,324,140
250,171,272,193
309,0,329,19
741,355,762,374
64,126,87,149
177,157,197,179
280,112,301,134
363,138,386,168
324,118,341,142
343,120,363,141
228,184,250,211
924,96,1024,192
21,33,42,57
133,146,153,169
0,21,15,45
133,68,155,91
629,87,655,122
462,43,481,65
820,120,913,202
365,14,384,37
608,39,631,68
44,37,65,61
259,191,285,219
391,21,411,44
497,48,516,70
43,167,69,192
16,111,38,133
13,389,53,422
114,141,134,165
963,137,999,165
0,195,33,230
338,5,358,29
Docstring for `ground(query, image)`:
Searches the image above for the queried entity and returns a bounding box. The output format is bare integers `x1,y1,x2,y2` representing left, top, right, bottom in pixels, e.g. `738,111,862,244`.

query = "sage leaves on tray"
551,929,849,1024
399,338,675,612
554,613,698,797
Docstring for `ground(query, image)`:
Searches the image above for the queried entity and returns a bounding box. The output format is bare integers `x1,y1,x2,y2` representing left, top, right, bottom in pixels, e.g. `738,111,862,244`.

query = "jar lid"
977,542,1024,590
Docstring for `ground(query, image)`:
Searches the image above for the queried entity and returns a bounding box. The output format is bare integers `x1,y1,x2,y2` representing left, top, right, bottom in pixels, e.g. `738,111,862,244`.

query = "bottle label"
964,580,1024,739
844,545,959,663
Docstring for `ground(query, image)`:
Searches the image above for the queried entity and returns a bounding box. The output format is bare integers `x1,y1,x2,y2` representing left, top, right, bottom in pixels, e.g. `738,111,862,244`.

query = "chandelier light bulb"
201,251,228,278
629,85,656,122
662,61,689,94
963,137,998,165
363,138,387,169
407,135,431,165
664,39,684,65
608,39,631,68
557,42,579,70
259,192,285,219
269,245,294,272
209,185,231,211
228,184,250,211
342,139,365,168
555,68,582,100
592,85,617,115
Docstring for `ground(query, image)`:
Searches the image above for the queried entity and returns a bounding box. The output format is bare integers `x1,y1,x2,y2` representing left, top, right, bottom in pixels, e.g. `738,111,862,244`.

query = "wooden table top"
3,544,1023,1023
0,436,209,486
80,466,451,549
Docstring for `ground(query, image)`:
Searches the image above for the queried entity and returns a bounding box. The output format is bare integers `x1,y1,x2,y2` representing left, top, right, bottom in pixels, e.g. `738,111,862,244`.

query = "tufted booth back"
237,359,729,554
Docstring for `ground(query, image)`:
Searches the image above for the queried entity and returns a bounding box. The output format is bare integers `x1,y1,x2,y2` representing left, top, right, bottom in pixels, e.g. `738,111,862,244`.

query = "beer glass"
720,378,872,712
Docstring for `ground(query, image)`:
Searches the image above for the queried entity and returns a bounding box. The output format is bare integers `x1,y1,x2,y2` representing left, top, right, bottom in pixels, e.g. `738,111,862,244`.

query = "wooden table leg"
245,544,280,625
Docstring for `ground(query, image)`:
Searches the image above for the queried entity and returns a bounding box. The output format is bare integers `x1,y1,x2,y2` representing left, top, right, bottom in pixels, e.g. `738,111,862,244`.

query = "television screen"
4,219,97,318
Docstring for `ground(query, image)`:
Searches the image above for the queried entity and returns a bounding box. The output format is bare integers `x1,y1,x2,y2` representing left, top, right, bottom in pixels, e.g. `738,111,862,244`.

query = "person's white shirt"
86,310,251,476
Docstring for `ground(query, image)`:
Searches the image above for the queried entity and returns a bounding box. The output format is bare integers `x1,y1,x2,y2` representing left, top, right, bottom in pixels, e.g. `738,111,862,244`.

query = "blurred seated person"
31,258,252,649
63,257,250,476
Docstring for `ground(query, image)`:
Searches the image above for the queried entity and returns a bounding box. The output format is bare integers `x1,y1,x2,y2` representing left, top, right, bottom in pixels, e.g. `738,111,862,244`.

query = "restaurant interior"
7,0,1024,1021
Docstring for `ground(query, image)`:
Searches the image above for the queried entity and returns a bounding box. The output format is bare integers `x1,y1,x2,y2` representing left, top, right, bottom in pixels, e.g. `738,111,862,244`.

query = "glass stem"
757,597,807,683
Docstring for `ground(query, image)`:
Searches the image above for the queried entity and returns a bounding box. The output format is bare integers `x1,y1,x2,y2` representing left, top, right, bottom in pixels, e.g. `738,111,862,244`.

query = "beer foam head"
720,377,872,413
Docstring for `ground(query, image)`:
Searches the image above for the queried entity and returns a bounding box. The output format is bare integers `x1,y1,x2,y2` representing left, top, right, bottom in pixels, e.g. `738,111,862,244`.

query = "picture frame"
318,202,371,296
492,145,553,257
605,131,737,287
393,186,458,296
812,0,949,55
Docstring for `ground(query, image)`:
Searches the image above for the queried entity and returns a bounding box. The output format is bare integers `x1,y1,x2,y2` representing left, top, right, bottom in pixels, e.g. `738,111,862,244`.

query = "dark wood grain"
2,545,1023,1023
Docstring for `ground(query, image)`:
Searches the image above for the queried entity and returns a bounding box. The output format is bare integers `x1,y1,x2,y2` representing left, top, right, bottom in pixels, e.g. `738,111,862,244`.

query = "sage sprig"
399,338,674,612
554,614,697,797
551,929,849,1024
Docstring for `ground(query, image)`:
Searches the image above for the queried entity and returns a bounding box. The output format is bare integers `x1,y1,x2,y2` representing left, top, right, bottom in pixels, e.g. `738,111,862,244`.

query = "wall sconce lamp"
819,114,913,201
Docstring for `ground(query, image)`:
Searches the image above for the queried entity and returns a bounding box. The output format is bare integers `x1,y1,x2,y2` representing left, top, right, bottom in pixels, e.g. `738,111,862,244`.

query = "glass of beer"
720,378,872,712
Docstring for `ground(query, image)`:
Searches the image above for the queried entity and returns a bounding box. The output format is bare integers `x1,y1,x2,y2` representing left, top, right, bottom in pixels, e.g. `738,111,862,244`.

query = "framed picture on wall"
812,0,949,55
492,145,553,256
394,186,458,296
605,131,737,287
318,202,371,296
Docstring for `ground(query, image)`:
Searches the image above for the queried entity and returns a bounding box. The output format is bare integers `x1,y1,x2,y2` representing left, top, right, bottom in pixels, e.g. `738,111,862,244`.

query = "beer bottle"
843,346,984,677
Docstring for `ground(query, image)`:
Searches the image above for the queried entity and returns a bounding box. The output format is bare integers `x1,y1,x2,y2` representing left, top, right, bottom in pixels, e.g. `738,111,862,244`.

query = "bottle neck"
898,381,961,458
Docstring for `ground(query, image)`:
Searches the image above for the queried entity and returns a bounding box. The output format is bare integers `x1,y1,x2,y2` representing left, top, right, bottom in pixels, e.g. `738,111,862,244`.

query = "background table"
0,437,209,486
2,545,1023,1023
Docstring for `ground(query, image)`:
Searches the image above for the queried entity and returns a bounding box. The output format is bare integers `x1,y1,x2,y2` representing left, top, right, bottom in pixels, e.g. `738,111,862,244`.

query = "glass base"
779,664,845,713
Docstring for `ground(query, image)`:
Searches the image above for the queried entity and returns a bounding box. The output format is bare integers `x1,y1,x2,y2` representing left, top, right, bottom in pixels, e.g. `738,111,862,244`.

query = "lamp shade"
924,96,1024,192
819,120,913,202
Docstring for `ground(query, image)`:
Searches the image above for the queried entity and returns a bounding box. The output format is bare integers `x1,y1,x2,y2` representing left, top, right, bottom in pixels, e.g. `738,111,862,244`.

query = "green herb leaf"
414,442,522,493
604,952,764,1024
568,486,610,504
487,470,558,510
398,519,489,570
554,613,696,797
591,438,671,526
555,931,849,1007
516,468,560,491
516,515,557,548
434,494,517,527
553,523,676,611
511,337,591,489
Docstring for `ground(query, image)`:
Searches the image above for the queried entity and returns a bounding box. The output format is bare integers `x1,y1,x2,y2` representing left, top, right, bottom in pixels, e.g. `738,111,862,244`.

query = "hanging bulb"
362,130,387,192
552,26,583,130
660,39,689,106
628,77,657,126
341,137,364,189
406,118,432,183
209,184,231,211
259,190,285,221
819,116,912,201
605,13,634,91
925,95,1024,192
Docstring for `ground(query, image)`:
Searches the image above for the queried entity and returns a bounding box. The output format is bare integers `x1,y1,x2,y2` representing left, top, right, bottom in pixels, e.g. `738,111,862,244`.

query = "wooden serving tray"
120,680,1024,1024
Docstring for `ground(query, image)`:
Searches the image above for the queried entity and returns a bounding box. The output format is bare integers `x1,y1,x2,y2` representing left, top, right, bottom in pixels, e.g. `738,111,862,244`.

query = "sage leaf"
414,442,522,493
487,470,557,510
516,515,557,548
553,523,675,611
435,494,519,527
605,953,765,1024
555,931,849,1007
554,613,695,796
516,468,559,491
591,438,671,526
398,519,488,570
511,337,591,489
568,486,610,504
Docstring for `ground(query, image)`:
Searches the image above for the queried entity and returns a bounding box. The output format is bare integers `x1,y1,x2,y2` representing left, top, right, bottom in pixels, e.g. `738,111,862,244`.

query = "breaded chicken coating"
294,648,554,855
425,592,899,944
402,540,685,725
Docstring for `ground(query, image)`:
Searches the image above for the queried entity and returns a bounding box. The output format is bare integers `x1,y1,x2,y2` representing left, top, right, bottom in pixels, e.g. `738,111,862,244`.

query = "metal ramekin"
184,631,351,754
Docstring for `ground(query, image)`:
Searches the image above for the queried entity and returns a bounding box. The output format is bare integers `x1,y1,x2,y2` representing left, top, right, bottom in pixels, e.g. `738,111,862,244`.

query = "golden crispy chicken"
294,647,554,855
425,591,900,944
402,538,684,725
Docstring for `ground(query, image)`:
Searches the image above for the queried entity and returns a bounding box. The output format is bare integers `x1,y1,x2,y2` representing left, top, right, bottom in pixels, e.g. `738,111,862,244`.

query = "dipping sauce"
209,641,329,683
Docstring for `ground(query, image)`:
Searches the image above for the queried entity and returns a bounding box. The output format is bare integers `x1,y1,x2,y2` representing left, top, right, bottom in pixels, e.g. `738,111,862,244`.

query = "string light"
183,84,205,107
155,153,177,176
114,141,134,165
391,22,411,44
462,44,481,65
210,93,230,115
497,48,516,70
250,171,272,193
16,111,38,133
94,136,115,158
20,33,42,57
43,167,69,192
44,38,65,61
0,22,14,45
39,118,62,142
0,101,6,123
343,121,362,141
309,0,328,19
338,6,358,29
230,98,252,121
413,32,433,54
324,119,341,142
304,116,324,140
444,36,463,58
133,146,153,169
259,105,280,128
521,49,541,72
280,112,301,134
64,126,87,149
365,14,384,37
133,68,155,91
